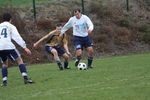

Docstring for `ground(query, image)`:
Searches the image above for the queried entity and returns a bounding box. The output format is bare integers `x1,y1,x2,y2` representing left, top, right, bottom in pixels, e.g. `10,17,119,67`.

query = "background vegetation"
0,0,149,64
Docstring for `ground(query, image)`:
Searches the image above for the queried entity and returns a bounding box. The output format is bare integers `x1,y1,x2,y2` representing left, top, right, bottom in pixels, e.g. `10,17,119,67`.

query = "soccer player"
0,13,33,86
60,8,94,69
33,24,71,70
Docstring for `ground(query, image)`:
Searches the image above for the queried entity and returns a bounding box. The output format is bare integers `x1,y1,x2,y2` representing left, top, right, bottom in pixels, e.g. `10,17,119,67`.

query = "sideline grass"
0,0,101,7
0,53,150,100
0,0,54,7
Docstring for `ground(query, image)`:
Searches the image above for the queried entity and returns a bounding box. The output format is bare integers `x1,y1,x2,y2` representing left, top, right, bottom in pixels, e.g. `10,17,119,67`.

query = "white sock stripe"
3,77,7,81
15,49,21,57
0,57,3,63
22,72,27,76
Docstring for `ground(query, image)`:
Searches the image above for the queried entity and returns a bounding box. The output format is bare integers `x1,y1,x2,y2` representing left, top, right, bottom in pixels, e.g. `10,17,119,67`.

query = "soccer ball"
77,62,87,70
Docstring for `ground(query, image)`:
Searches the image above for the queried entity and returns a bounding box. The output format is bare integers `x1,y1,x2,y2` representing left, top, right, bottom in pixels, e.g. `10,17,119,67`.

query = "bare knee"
16,57,24,65
2,61,8,67
87,47,94,57
63,54,69,60
51,49,58,56
76,49,82,56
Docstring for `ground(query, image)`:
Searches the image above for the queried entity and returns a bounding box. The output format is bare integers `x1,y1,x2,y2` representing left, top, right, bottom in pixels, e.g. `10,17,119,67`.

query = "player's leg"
1,60,8,86
0,51,9,86
10,49,33,84
45,46,63,70
56,47,71,69
51,48,63,70
86,46,94,68
75,49,82,67
62,53,70,69
15,57,33,84
74,36,83,67
85,36,94,68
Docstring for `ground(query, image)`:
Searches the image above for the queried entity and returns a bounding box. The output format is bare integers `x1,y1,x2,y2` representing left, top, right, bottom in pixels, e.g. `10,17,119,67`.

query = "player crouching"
34,24,71,70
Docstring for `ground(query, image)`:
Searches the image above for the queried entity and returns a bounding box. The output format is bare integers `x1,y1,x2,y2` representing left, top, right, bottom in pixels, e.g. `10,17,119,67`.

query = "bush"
140,32,150,44
93,34,109,43
57,15,70,22
139,24,150,43
114,27,132,46
37,18,55,30
88,1,109,18
94,42,111,53
0,8,26,34
100,26,113,35
117,19,131,28
139,24,150,32
89,1,102,13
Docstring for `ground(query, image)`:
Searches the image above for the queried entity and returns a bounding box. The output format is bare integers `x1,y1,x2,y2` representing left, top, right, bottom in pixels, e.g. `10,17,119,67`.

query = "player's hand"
24,48,32,55
66,51,71,56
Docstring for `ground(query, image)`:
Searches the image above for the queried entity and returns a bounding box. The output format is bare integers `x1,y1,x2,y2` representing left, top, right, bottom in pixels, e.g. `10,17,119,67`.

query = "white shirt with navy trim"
61,15,94,37
0,22,26,50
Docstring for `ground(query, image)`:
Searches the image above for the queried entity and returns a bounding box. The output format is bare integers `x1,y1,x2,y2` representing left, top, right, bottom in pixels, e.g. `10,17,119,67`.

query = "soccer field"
0,53,150,100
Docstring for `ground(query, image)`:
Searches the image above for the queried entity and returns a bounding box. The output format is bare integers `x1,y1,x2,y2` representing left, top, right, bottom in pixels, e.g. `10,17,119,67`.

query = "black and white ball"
77,62,87,70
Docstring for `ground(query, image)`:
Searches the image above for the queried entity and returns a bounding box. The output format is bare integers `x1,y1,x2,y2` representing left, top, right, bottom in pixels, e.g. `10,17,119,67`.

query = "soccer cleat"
64,66,71,69
1,81,7,87
58,66,63,70
1,83,7,87
75,59,80,67
88,66,93,69
24,79,34,84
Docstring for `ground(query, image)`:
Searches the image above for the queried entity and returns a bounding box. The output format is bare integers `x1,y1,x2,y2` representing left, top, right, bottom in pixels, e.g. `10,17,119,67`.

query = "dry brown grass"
114,27,132,46
0,8,26,34
36,18,55,30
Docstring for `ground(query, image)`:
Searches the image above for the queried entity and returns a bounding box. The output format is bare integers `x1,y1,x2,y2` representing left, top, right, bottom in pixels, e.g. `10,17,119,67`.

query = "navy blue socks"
19,64,28,80
88,57,93,67
2,66,8,82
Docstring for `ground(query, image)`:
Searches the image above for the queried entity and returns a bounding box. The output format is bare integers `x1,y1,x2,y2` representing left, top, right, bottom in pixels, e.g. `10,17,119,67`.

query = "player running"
0,13,34,86
59,8,94,69
33,24,71,70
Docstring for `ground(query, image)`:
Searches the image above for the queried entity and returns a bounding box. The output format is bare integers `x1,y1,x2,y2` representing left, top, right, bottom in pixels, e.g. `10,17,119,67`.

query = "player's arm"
60,18,73,37
64,44,71,56
11,26,31,55
33,30,56,48
58,18,73,46
85,16,94,35
63,35,71,55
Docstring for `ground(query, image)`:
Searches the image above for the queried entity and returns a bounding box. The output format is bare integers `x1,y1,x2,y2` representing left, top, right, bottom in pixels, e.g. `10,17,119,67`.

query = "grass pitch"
0,0,54,7
0,53,150,100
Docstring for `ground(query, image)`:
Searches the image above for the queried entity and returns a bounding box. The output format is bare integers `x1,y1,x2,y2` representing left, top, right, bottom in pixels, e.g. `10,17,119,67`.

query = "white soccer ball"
77,62,87,70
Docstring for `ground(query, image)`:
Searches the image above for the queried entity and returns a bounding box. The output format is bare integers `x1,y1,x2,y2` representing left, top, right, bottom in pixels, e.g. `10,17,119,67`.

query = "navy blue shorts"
0,49,20,62
74,36,93,50
45,46,65,56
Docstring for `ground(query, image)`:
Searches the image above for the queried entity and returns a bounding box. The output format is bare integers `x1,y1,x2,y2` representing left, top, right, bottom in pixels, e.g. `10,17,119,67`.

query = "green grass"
0,53,150,100
0,0,102,7
0,0,54,7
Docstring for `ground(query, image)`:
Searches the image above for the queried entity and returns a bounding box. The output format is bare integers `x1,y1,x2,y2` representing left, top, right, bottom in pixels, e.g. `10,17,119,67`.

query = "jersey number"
1,28,7,38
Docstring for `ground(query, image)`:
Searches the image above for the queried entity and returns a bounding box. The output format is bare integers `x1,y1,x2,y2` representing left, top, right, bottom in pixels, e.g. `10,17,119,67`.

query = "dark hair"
3,13,12,21
56,23,62,27
73,8,81,13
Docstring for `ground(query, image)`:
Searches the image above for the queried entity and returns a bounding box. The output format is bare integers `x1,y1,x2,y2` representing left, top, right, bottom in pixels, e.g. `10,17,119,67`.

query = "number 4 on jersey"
1,28,7,38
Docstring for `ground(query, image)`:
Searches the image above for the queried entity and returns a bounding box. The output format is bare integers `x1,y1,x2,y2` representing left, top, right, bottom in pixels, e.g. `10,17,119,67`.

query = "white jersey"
0,22,26,50
61,14,94,37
